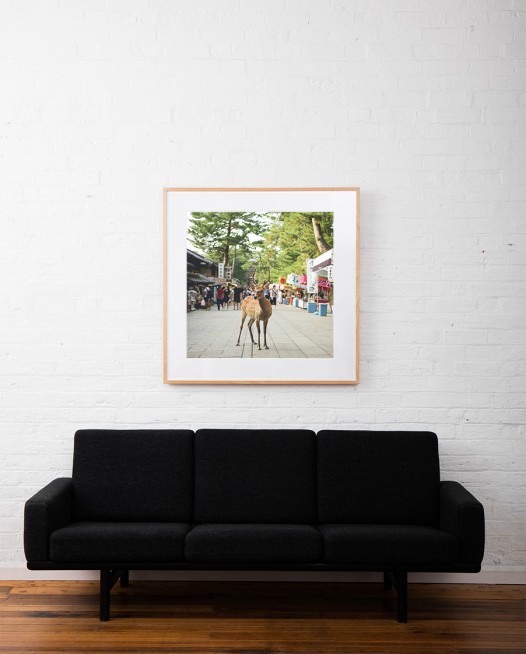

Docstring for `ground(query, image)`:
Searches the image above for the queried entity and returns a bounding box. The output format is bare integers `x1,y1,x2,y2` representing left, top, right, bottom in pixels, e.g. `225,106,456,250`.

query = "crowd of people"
187,282,331,313
187,283,283,312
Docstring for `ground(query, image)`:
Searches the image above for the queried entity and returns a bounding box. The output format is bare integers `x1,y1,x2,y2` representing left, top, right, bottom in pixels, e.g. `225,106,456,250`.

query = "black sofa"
24,429,485,622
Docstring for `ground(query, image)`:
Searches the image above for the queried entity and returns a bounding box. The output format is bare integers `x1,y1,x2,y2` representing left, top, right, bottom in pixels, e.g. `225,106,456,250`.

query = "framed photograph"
164,187,359,384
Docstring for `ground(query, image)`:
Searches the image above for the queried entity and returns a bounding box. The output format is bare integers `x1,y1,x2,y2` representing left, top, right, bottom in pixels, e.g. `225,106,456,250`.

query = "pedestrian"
223,286,230,309
216,286,223,311
233,285,242,310
270,285,277,306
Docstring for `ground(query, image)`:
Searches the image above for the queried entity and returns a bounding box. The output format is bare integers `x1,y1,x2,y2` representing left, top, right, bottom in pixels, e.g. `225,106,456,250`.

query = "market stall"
309,249,334,315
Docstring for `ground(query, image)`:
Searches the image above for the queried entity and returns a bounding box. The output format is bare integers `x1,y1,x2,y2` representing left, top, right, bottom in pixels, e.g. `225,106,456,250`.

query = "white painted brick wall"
0,0,524,579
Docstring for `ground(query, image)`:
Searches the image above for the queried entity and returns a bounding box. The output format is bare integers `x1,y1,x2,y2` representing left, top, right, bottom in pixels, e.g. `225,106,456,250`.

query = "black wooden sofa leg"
100,569,128,621
100,570,111,622
384,571,408,623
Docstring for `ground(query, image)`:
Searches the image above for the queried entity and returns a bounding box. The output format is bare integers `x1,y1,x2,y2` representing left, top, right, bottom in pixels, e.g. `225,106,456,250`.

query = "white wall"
0,0,524,581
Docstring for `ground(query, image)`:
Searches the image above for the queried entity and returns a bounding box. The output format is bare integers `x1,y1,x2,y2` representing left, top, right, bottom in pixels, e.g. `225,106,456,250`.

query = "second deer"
236,284,272,350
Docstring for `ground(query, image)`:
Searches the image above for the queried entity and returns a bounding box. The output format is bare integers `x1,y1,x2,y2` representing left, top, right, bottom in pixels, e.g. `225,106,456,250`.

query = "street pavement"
187,302,333,359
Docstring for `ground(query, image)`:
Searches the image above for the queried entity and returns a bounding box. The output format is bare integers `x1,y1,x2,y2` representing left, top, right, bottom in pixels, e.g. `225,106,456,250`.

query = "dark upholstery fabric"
185,524,322,563
24,478,73,561
73,430,194,522
317,431,440,525
24,428,485,575
440,481,485,564
320,524,459,565
50,522,190,562
194,429,317,523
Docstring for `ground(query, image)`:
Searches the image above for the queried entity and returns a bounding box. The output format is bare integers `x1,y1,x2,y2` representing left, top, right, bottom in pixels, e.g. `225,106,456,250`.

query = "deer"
236,283,273,350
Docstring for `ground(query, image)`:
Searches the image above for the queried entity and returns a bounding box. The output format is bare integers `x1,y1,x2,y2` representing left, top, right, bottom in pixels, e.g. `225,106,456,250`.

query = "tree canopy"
188,211,333,283
253,212,333,279
188,212,265,267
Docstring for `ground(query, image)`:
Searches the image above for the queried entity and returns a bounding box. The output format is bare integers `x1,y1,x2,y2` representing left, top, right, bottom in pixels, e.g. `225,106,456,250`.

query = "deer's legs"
236,312,247,346
263,319,269,349
255,319,269,350
247,318,257,345
256,319,261,350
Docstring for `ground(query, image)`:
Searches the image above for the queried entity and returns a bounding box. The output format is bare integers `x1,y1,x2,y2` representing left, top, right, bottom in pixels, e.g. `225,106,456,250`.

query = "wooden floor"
0,581,524,653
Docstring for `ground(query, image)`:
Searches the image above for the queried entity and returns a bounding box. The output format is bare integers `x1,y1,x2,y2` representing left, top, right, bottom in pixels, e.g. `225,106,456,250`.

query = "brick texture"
0,1,524,577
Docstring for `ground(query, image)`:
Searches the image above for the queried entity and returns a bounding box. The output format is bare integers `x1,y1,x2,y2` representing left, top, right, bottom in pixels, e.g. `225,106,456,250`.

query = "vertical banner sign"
306,258,317,293
218,263,225,279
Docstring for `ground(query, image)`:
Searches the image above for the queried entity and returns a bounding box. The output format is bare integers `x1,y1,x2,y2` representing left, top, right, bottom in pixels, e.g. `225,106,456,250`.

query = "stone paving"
187,302,333,359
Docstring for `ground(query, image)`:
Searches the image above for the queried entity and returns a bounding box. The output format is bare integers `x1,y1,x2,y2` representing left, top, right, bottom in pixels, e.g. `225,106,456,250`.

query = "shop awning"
312,248,333,272
187,273,215,284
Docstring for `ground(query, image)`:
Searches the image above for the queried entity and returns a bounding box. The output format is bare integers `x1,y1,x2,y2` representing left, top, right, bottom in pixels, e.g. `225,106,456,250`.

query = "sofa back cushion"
73,430,194,522
317,431,440,526
194,429,317,523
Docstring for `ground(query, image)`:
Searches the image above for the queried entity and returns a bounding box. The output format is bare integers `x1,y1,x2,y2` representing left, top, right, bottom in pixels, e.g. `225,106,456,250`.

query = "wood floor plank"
0,581,524,654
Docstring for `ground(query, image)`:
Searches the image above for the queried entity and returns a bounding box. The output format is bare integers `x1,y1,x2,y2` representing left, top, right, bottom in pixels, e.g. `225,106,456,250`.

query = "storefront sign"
287,273,299,285
306,258,317,293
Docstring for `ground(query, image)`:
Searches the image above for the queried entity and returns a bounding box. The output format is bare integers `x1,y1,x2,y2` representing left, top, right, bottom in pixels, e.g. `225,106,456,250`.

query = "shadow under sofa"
24,428,485,622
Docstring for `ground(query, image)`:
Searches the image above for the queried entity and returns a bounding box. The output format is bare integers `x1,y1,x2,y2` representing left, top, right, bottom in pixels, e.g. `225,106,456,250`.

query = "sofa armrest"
24,478,73,562
440,480,485,565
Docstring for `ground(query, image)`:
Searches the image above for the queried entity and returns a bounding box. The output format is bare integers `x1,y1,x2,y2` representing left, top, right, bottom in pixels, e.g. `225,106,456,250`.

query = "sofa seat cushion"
50,522,190,562
185,524,322,563
320,525,459,565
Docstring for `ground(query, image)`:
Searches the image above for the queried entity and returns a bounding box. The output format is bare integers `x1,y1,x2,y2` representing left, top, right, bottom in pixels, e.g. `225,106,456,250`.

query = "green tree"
311,213,332,254
254,212,333,279
188,212,265,267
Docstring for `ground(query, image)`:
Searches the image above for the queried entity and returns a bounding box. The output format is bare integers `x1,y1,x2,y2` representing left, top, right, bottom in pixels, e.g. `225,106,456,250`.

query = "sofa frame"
24,429,485,623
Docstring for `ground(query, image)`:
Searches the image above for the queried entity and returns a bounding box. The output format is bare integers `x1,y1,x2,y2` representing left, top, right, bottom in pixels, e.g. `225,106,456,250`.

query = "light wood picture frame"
164,187,359,384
